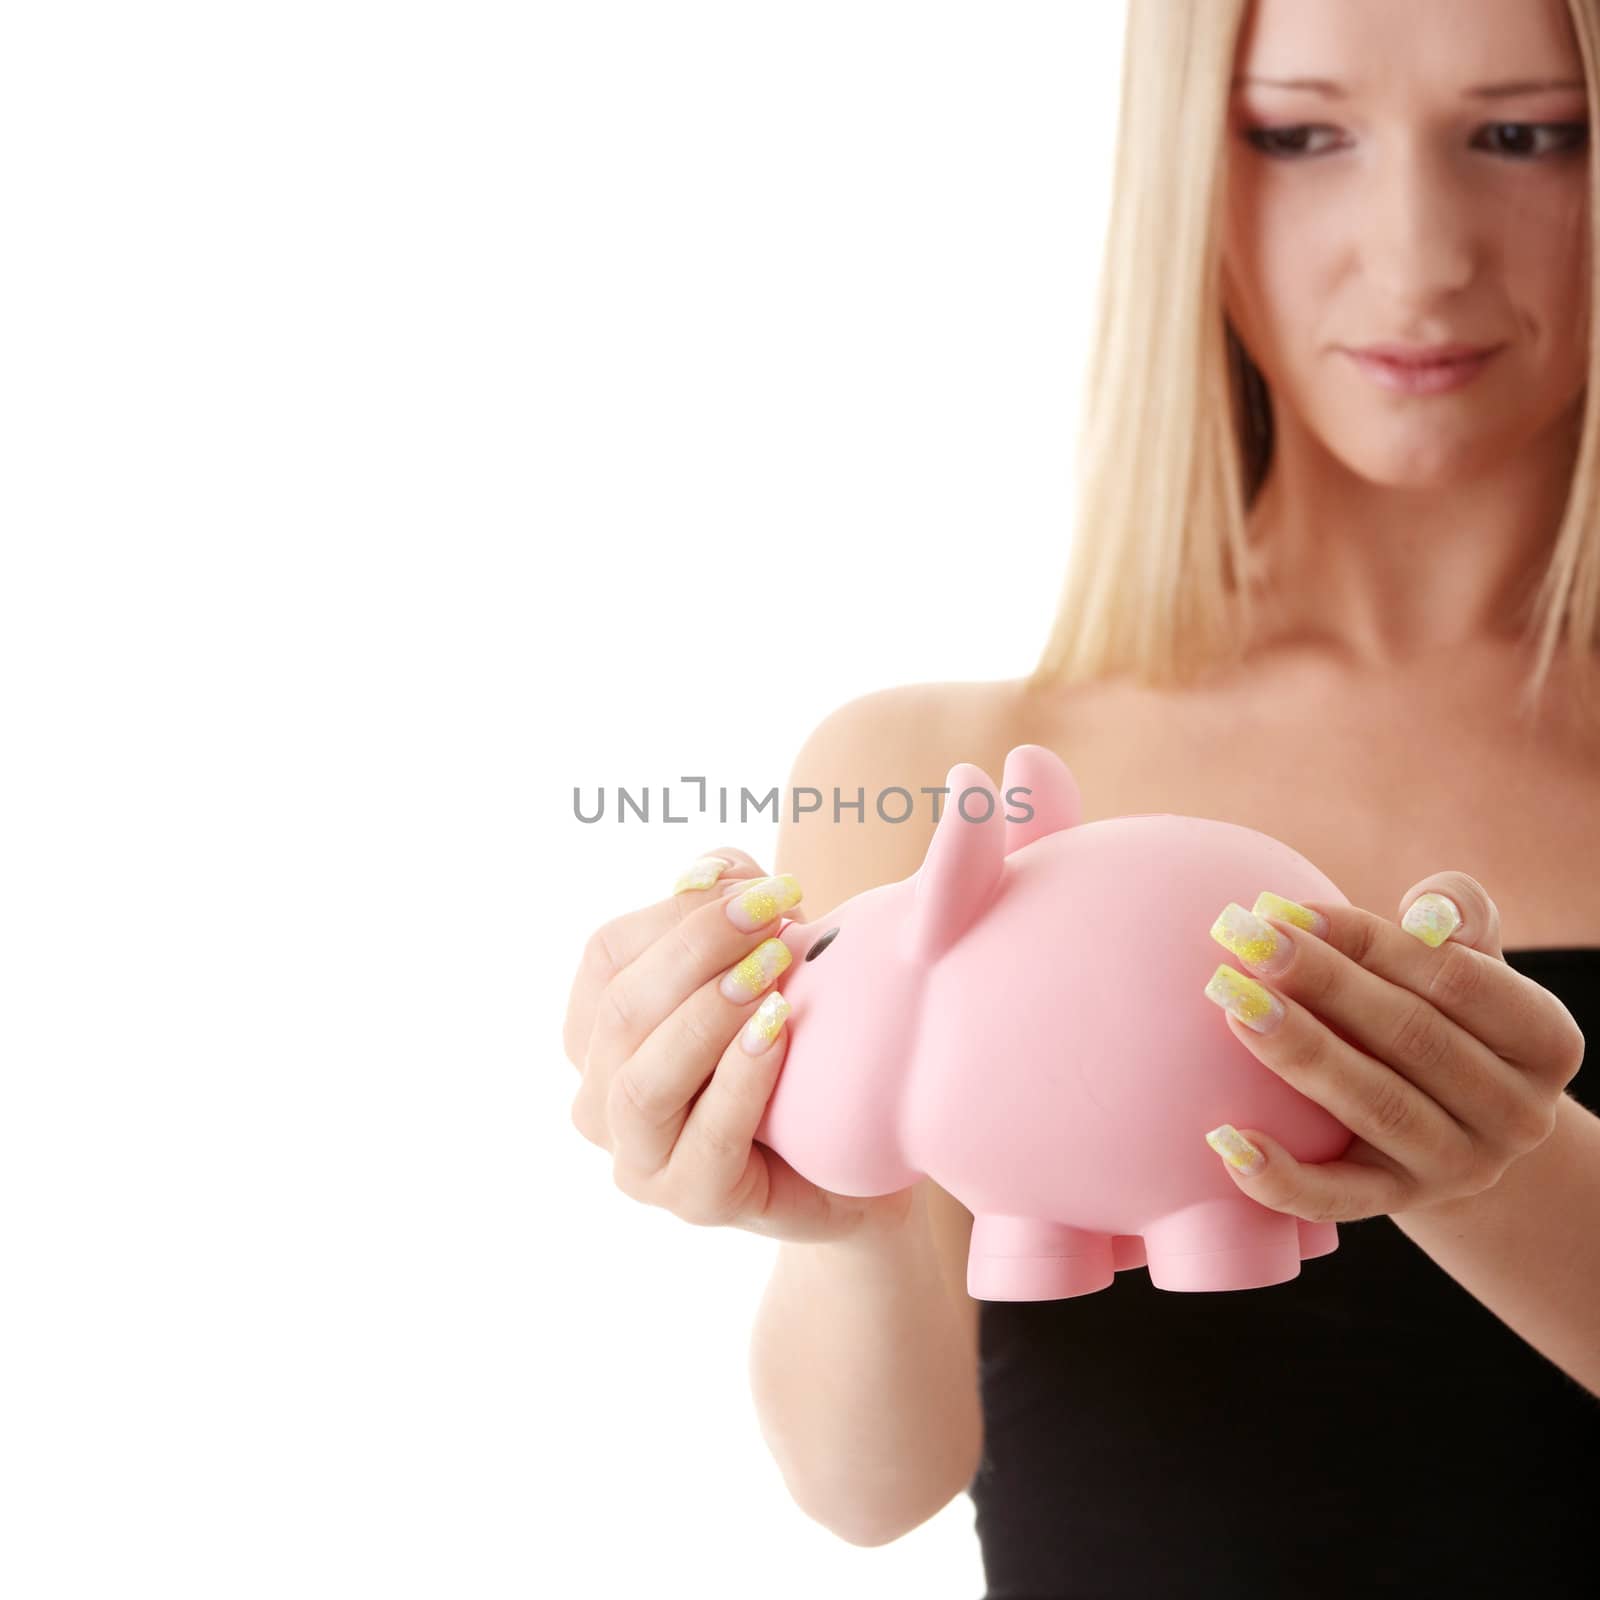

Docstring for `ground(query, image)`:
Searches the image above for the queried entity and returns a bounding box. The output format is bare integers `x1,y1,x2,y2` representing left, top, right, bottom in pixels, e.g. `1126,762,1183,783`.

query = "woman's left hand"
1199,871,1586,1222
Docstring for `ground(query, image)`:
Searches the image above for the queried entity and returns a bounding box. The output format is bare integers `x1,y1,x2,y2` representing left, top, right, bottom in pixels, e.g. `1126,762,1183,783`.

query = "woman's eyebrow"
1232,74,1586,101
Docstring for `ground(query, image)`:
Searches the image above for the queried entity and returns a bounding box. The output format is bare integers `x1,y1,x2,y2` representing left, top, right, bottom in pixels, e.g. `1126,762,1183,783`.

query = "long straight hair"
1026,0,1600,730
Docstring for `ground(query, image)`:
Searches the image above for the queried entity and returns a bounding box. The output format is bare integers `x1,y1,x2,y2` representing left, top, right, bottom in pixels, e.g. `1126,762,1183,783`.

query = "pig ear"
1000,743,1082,855
905,761,1005,963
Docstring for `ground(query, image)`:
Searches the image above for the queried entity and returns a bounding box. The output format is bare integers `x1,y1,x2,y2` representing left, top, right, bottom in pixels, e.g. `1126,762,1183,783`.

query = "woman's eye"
1474,121,1589,159
1241,121,1589,162
1241,124,1340,159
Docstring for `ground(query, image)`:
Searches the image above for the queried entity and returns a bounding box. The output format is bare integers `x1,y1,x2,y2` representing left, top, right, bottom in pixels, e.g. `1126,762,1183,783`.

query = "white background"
2,4,1127,1594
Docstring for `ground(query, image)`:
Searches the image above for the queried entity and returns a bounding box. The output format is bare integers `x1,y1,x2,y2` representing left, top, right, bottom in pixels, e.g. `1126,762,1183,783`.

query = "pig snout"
776,917,832,966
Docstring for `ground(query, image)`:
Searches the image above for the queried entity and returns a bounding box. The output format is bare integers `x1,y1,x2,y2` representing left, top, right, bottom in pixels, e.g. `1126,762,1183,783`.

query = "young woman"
565,0,1600,1591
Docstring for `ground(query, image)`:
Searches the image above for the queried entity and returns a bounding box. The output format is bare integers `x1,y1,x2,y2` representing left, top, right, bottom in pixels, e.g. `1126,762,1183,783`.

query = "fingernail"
1203,963,1286,1033
720,936,792,1001
1402,892,1462,948
740,990,791,1055
725,873,803,932
1252,890,1329,938
1205,1123,1266,1176
1210,901,1293,977
673,854,731,894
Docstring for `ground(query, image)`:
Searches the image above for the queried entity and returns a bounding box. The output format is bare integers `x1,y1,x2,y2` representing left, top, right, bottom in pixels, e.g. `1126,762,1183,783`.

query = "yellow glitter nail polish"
1401,891,1462,948
673,854,730,894
1205,1123,1266,1176
726,873,803,932
720,936,792,1001
1252,890,1328,937
1203,963,1285,1033
740,990,790,1054
1210,901,1291,975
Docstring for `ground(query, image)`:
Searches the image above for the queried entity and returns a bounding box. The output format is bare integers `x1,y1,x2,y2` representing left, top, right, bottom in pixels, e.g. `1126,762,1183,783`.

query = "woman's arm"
750,1179,981,1545
742,694,992,1542
746,687,986,1544
1389,1090,1600,1398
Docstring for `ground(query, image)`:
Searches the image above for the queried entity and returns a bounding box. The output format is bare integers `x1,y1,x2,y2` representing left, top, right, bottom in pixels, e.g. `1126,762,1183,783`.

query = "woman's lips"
1342,346,1502,395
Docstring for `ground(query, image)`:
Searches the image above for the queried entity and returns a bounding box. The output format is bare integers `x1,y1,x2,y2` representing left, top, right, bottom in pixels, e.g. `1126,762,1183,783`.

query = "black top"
966,946,1599,1599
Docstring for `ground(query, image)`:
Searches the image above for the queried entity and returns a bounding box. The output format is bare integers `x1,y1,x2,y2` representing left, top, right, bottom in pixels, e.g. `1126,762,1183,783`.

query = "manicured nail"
725,873,803,932
1252,890,1329,938
1401,892,1462,948
740,990,790,1055
1203,963,1286,1033
673,855,731,894
1210,901,1292,977
720,936,792,1001
1205,1123,1266,1176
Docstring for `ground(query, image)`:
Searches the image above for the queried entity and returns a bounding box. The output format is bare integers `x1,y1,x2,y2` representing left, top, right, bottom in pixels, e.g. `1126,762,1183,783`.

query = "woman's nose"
1359,137,1478,300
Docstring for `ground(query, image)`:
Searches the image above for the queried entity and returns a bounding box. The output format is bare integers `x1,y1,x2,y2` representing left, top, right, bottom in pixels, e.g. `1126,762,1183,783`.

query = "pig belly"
899,822,1351,1237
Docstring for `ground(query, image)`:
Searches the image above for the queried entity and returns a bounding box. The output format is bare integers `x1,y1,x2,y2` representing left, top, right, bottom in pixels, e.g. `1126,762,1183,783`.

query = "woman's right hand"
563,848,917,1245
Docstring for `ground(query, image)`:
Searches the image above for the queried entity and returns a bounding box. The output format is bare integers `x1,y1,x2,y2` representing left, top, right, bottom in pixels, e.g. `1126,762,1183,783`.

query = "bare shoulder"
774,677,1038,904
784,675,1063,803
786,675,1037,762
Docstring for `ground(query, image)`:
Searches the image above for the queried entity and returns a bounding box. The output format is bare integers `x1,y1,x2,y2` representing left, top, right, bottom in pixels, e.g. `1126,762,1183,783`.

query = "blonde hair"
1027,0,1600,729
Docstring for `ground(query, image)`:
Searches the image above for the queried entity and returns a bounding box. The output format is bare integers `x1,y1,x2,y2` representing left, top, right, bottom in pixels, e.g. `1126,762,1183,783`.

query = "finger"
666,997,895,1242
1396,871,1500,960
607,935,795,1176
562,845,774,1074
670,849,765,897
657,991,797,1222
1396,871,1583,1084
1205,959,1471,1175
1253,877,1577,1091
1210,897,1529,1141
606,845,770,974
587,870,805,1080
1203,1123,1412,1223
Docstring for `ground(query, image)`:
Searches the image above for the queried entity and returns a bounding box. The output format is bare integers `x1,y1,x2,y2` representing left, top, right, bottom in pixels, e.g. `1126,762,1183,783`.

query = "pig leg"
1142,1195,1306,1291
1298,1218,1339,1259
1111,1234,1147,1271
966,1214,1116,1300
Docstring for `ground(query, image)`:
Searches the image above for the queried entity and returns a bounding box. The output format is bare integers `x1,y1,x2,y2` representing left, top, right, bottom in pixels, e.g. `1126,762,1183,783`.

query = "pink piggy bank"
752,743,1354,1300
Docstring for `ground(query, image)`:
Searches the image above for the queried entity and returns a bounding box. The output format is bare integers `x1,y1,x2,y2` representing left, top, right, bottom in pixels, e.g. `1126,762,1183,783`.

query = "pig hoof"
966,1215,1115,1300
1144,1196,1305,1291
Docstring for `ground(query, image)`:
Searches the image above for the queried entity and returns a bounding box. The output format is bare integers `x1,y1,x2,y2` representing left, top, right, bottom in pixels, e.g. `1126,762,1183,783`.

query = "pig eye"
804,927,840,961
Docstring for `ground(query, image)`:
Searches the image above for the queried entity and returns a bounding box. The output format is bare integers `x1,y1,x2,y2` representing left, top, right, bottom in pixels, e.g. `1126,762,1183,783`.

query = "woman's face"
1222,0,1591,488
